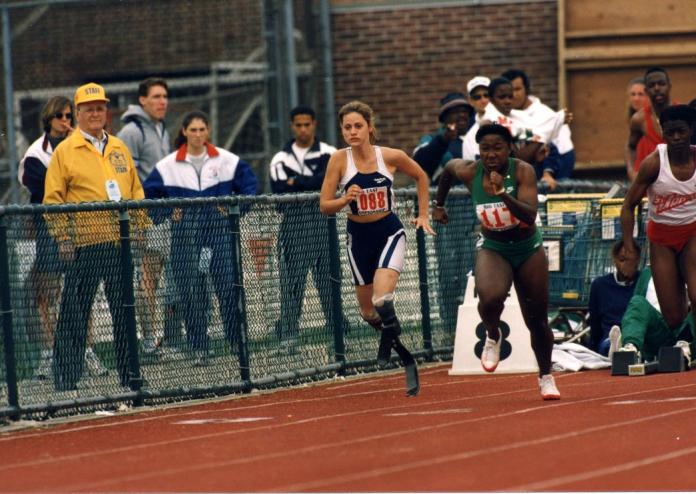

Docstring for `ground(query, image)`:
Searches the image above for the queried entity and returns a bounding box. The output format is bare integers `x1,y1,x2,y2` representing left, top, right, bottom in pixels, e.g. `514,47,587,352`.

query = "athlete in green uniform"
433,123,559,400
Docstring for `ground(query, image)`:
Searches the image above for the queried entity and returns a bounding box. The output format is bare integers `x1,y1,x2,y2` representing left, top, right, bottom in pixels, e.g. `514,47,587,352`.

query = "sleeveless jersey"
634,103,665,172
647,143,696,225
470,159,524,231
340,146,395,216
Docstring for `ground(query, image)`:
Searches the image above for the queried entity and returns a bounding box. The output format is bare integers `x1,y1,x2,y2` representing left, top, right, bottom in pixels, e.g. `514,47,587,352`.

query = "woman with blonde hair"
320,101,434,396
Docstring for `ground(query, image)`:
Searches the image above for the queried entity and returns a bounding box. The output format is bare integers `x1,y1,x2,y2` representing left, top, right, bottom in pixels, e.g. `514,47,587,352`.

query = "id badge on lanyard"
105,179,122,201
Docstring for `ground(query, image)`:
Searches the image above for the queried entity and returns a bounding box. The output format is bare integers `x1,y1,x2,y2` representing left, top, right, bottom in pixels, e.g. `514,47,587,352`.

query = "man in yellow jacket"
44,82,146,391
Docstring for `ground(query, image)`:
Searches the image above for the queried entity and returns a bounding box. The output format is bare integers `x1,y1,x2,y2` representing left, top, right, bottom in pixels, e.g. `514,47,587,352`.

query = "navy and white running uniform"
340,146,405,285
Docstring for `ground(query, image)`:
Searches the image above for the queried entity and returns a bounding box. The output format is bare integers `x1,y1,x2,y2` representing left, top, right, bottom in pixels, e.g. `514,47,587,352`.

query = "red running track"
1,363,696,492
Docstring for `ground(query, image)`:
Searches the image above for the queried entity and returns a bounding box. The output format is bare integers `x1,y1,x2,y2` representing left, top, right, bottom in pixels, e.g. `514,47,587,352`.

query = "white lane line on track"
608,396,696,405
384,408,472,416
0,371,541,442
506,445,696,491
48,383,696,492
172,418,273,425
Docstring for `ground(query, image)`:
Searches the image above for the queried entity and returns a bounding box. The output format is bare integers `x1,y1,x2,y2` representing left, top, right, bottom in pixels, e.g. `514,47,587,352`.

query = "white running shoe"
608,325,622,359
538,374,560,400
481,334,502,372
675,340,692,363
84,347,109,377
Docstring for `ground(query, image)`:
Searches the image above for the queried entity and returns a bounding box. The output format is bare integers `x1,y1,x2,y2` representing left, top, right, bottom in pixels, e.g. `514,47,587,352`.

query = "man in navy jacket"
269,106,347,350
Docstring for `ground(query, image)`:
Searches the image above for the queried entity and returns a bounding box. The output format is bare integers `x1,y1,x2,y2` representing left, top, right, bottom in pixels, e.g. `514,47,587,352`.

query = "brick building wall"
10,0,557,147
5,0,558,163
330,0,558,153
9,0,263,89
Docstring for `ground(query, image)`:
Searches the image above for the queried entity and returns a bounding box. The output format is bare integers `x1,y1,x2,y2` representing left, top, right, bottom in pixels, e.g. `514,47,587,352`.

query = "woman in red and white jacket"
144,111,257,365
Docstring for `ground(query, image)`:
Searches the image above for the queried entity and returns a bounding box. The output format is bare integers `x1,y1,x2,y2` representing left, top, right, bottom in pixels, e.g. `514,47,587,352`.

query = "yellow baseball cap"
74,82,109,106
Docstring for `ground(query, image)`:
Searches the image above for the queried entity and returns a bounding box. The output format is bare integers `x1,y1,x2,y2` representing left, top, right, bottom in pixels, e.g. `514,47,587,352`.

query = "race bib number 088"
357,186,389,215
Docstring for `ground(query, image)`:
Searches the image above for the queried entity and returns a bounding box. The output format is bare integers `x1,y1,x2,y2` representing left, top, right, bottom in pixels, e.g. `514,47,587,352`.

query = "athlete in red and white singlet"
646,143,696,251
621,105,696,343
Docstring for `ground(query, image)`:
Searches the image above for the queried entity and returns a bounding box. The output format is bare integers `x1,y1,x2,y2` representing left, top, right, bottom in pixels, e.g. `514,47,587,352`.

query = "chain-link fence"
0,182,629,420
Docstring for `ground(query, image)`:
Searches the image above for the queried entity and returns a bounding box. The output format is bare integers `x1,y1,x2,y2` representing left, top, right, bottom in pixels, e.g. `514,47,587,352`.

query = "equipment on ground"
612,346,691,376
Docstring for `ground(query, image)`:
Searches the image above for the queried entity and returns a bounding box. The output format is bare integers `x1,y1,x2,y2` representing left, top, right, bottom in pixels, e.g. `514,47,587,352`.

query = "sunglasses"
470,93,489,101
53,112,73,120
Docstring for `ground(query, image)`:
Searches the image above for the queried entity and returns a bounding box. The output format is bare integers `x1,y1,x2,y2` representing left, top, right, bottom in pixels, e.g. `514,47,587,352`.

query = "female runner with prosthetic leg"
433,124,560,400
320,101,435,396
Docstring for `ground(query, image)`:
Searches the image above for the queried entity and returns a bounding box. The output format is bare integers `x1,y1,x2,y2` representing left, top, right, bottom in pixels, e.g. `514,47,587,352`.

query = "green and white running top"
471,158,526,231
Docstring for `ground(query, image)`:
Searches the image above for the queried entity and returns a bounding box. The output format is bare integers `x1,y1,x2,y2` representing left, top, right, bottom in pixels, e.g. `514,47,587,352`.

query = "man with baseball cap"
414,92,474,184
466,76,491,122
44,82,148,391
412,92,474,333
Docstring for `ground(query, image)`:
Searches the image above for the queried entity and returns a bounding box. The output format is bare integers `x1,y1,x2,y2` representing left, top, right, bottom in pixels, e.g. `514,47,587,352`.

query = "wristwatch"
431,199,445,208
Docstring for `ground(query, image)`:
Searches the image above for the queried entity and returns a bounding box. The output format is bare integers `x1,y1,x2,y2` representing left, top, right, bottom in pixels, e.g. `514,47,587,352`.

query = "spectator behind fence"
461,77,489,162
625,66,673,182
626,76,648,123
467,76,490,123
412,92,475,331
433,124,560,400
612,266,694,363
43,83,149,391
502,68,575,180
319,101,434,382
621,105,696,361
143,111,258,366
117,77,176,358
269,105,349,351
472,77,568,191
587,240,640,357
19,96,107,380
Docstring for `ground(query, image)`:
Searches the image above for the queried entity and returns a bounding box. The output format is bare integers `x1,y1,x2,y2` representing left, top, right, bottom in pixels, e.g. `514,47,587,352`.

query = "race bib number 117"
476,202,519,231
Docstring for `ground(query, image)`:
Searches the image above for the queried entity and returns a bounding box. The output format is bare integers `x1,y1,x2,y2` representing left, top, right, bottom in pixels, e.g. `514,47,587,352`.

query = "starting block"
658,346,689,373
449,276,538,375
611,351,638,376
612,345,691,376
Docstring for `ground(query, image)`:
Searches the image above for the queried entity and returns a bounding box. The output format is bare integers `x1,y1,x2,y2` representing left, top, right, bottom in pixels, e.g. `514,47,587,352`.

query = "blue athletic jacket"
143,143,258,249
269,138,335,193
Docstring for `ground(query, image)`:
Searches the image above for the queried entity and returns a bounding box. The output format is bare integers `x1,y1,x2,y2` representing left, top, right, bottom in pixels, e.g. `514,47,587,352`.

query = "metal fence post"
229,202,251,387
414,202,433,355
3,8,19,204
326,214,346,366
119,209,143,404
0,213,19,417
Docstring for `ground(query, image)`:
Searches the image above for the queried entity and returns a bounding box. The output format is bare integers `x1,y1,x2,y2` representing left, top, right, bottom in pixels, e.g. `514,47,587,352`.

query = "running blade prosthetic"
392,337,420,397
